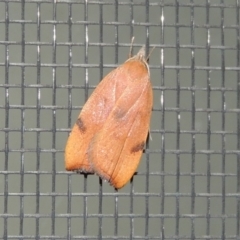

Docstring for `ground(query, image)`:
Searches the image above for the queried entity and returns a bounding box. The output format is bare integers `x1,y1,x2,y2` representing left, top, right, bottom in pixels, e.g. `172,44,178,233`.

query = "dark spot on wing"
113,107,127,119
76,117,86,133
131,141,145,153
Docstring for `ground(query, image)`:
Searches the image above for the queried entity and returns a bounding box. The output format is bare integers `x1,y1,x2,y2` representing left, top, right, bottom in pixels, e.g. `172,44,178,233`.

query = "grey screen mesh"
0,0,239,239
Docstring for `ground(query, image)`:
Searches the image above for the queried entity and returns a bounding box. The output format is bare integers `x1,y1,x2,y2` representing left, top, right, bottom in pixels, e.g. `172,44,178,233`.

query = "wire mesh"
0,0,240,239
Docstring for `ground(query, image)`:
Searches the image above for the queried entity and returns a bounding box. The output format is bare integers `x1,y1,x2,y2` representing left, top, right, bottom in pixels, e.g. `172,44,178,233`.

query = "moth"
65,46,153,189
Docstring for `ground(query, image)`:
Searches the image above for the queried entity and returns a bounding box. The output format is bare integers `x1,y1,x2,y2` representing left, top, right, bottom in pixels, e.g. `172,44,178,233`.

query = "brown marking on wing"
76,117,86,133
131,141,145,153
113,107,127,119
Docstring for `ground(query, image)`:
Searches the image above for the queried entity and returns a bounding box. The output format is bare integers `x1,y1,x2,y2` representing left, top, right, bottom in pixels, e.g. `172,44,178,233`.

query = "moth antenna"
146,46,155,61
129,36,135,58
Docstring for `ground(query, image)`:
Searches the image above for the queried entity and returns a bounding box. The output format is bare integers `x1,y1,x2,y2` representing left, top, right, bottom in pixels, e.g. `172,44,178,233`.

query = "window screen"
0,0,239,239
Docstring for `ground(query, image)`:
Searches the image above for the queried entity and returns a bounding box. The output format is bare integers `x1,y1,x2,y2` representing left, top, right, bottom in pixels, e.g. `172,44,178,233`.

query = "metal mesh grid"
0,0,240,239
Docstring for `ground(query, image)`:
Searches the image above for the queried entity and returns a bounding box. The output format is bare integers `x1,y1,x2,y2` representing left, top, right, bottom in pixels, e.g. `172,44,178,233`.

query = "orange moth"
65,45,153,189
